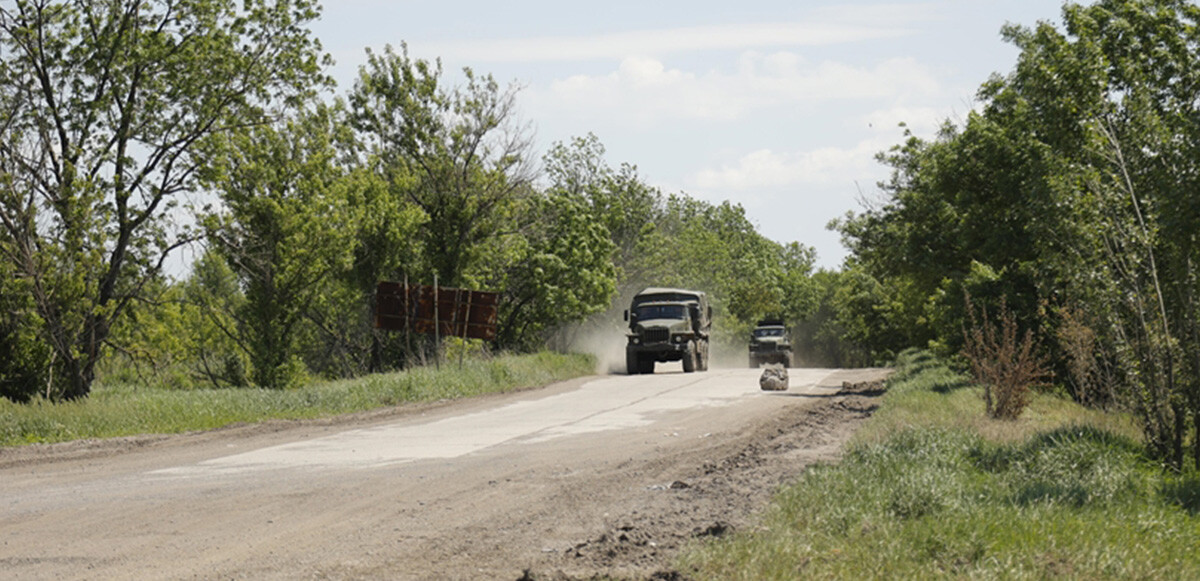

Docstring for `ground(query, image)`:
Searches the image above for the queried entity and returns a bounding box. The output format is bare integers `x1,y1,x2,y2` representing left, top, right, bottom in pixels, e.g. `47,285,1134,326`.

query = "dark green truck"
749,318,792,368
624,288,711,374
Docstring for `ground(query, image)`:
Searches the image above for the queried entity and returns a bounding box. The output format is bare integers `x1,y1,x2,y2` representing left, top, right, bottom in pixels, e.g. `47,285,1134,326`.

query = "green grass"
0,352,594,446
678,349,1200,580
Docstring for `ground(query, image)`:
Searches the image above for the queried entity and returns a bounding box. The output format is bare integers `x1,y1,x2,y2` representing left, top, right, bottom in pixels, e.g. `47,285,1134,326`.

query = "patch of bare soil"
522,379,887,580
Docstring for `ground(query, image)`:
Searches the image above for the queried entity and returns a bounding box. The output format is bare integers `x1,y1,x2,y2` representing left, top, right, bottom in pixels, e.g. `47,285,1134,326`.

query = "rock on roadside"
759,364,789,391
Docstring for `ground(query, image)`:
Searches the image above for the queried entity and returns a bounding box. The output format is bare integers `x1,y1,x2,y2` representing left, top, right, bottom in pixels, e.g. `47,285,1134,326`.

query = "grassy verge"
0,352,593,447
679,349,1200,579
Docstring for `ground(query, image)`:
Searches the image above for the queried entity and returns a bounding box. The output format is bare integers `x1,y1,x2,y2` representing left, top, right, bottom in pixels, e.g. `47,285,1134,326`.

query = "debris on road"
759,364,789,391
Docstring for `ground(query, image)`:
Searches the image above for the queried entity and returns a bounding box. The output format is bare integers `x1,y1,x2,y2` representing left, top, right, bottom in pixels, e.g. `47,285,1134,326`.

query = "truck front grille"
644,328,670,344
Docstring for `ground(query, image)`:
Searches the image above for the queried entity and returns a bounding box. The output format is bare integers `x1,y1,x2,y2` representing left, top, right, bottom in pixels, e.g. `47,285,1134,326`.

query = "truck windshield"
754,328,785,337
636,304,687,320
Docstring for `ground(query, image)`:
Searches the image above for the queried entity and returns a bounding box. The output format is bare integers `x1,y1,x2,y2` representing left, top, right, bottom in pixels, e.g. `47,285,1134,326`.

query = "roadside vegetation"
0,1,817,405
824,0,1200,470
680,350,1200,579
0,352,591,447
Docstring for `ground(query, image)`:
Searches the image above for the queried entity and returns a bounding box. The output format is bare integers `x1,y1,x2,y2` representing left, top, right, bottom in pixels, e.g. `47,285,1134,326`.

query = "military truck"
624,288,711,374
749,318,792,368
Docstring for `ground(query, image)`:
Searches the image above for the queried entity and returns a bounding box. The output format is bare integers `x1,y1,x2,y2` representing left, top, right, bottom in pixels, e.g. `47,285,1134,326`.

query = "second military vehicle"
624,288,711,374
749,318,792,368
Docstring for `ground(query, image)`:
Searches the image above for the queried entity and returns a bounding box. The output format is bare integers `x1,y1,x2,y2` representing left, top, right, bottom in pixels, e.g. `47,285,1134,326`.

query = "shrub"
961,293,1050,420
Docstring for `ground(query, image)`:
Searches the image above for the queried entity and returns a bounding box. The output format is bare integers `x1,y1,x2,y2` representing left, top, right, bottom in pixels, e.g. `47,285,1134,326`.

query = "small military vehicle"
749,318,792,368
624,288,711,374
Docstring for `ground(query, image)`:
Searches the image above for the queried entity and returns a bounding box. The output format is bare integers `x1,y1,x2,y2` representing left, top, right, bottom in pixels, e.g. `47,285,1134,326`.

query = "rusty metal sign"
374,281,499,341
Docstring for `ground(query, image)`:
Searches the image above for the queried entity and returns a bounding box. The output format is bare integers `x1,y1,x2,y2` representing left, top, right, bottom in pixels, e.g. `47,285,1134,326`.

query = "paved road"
0,366,880,579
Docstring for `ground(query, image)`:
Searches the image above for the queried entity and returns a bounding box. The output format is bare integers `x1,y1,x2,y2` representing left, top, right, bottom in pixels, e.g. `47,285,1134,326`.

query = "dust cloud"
553,315,753,374
708,339,749,370
552,314,631,375
573,323,631,375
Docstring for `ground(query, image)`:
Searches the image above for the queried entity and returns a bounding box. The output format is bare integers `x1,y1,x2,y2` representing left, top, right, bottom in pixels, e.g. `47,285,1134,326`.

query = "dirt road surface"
1,366,888,580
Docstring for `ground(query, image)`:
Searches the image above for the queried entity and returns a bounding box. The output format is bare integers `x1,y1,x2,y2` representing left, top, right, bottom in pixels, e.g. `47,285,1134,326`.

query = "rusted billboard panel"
375,281,499,341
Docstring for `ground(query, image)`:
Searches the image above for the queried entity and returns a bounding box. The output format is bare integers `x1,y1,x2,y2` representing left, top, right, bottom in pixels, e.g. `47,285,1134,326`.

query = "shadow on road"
762,391,841,399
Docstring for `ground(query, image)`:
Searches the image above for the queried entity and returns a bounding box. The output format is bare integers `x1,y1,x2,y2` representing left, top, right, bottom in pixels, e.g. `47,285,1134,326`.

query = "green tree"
630,195,816,348
200,106,358,389
349,43,534,287
987,0,1200,465
97,248,248,391
180,248,247,388
542,134,662,277
537,134,820,355
0,247,48,401
0,0,327,399
778,241,821,323
792,269,871,368
531,134,660,352
298,164,421,377
486,190,617,349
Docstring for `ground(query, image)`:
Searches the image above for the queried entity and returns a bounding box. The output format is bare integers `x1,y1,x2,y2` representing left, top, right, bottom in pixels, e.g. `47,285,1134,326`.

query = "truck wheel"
639,359,655,374
699,344,709,371
626,352,640,375
749,356,758,369
682,345,696,373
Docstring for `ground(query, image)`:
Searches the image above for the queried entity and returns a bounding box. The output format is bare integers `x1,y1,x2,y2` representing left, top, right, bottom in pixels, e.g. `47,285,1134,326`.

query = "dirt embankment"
523,378,887,580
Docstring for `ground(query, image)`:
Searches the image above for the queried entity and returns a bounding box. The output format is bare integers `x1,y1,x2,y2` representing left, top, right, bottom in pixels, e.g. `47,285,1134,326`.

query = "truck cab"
624,288,711,374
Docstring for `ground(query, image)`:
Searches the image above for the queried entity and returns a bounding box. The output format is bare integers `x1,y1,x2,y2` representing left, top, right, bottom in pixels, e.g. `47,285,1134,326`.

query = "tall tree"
181,248,247,388
0,240,47,401
978,0,1200,465
0,0,327,399
349,43,534,287
200,105,358,390
541,133,663,287
486,190,617,349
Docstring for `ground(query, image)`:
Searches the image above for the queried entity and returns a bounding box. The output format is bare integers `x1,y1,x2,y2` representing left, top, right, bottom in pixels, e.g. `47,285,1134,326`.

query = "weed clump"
961,294,1050,420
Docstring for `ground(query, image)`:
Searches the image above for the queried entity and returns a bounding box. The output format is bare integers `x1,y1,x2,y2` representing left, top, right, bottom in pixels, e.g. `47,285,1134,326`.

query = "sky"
309,1,1067,269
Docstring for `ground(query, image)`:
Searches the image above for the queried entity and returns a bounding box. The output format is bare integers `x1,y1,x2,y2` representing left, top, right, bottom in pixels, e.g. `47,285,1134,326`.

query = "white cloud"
423,21,917,63
689,137,895,191
529,52,944,123
687,101,967,194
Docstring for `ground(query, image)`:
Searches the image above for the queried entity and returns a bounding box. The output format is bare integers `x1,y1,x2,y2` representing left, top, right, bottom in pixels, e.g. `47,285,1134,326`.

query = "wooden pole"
433,273,440,370
459,291,471,369
403,274,411,368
